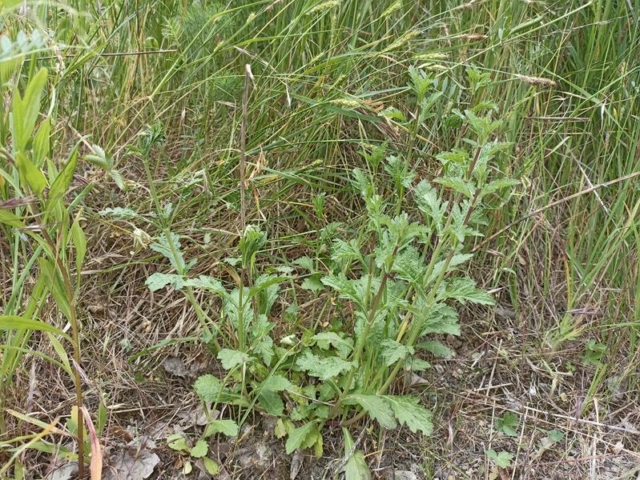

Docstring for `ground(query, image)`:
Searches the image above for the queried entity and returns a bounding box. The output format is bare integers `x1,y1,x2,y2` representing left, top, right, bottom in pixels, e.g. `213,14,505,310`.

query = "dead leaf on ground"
46,462,78,480
162,356,189,378
176,401,214,427
103,437,160,480
290,450,303,479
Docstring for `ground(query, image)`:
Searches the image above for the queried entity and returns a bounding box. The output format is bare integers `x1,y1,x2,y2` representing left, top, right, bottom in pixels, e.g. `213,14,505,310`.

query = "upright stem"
330,247,398,419
239,64,253,236
238,65,257,335
377,145,485,395
43,231,85,478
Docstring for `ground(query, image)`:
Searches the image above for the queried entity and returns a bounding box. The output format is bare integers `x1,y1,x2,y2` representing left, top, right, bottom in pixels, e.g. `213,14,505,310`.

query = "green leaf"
379,107,405,122
548,429,564,442
301,276,324,291
193,374,225,401
239,224,267,270
427,253,474,284
293,256,315,271
13,67,48,152
16,152,47,196
0,210,24,227
71,214,87,280
183,275,225,294
97,396,108,436
38,258,71,321
32,117,51,167
257,390,284,416
46,332,73,377
384,155,415,189
190,440,208,458
385,396,433,435
445,278,494,305
496,413,519,437
274,419,288,438
202,457,219,475
0,315,68,339
46,146,79,219
436,148,469,166
486,449,513,468
146,272,186,291
414,180,446,230
415,340,453,358
345,395,396,430
328,238,363,266
342,450,371,479
250,274,286,314
434,176,474,198
217,349,250,370
295,350,355,381
193,374,249,407
407,357,431,372
416,302,460,336
84,144,113,170
341,429,371,480
380,340,414,366
203,419,239,438
313,332,353,358
259,375,291,392
321,273,361,306
109,169,126,190
98,207,141,219
314,433,324,458
285,422,318,454
480,178,520,197
167,434,189,452
150,232,186,273
253,336,274,366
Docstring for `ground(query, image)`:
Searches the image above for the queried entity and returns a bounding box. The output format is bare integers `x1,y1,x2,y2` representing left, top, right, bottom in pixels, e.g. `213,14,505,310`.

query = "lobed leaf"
345,395,396,430
385,396,433,435
285,422,318,454
217,349,251,370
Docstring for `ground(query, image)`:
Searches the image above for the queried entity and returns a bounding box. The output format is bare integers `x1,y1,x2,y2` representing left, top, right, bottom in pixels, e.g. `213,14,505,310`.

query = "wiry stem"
42,230,85,478
239,64,253,236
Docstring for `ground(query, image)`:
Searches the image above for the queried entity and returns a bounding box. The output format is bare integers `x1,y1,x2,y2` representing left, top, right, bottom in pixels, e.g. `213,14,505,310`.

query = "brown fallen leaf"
103,438,160,480
290,450,303,479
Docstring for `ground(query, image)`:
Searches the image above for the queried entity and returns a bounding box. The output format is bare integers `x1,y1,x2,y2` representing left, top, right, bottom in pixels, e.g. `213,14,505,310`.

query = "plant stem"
329,246,398,419
377,145,485,395
239,64,253,237
42,230,85,479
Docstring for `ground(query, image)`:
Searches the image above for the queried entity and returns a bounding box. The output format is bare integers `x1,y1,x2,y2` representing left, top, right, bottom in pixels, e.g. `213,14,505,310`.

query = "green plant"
166,418,238,477
583,339,607,367
0,35,96,477
486,449,513,469
146,67,518,457
495,412,520,437
1,0,639,476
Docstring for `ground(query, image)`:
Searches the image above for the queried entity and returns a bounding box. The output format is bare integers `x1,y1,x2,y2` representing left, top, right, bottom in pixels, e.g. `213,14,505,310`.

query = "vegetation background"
1,0,639,478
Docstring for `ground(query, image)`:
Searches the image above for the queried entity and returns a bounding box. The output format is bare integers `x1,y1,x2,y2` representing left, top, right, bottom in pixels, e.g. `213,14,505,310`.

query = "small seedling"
583,339,606,366
495,412,519,437
167,419,237,476
486,449,513,468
